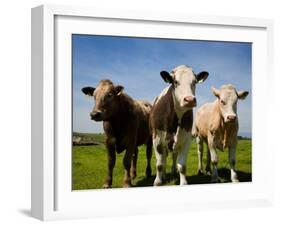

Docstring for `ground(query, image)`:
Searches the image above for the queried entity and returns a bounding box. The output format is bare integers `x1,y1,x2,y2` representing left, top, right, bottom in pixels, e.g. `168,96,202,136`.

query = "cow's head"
160,65,209,111
81,79,124,121
212,84,249,123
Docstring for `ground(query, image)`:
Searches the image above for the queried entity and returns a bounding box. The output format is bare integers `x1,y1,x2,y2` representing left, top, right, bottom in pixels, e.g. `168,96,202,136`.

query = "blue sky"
72,35,252,137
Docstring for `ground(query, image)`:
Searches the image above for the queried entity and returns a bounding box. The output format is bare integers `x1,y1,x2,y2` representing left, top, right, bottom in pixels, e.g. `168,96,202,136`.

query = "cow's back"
134,100,152,146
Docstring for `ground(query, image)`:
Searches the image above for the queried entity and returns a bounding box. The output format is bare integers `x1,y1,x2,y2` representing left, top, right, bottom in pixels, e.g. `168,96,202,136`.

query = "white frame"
31,4,274,221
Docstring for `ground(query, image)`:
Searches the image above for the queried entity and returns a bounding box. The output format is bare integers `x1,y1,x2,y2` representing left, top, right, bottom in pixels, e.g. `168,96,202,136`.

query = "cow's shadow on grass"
134,175,155,187
217,167,252,183
134,167,252,187
188,168,252,184
134,172,180,187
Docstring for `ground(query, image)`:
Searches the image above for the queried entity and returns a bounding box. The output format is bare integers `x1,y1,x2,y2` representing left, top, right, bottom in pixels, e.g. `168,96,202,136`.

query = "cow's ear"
196,71,209,83
211,86,220,98
237,90,249,100
81,86,95,96
160,71,173,83
114,85,124,96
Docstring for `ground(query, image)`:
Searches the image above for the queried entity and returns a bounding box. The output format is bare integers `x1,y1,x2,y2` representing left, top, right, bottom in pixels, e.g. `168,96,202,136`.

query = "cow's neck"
108,94,134,124
214,99,236,149
171,90,189,123
214,99,222,119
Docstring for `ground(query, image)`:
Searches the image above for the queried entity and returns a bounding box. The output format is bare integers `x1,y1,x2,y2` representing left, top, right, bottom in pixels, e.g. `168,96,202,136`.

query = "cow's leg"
103,138,116,188
123,147,134,188
208,135,219,183
174,128,191,185
196,136,204,175
145,138,152,178
209,146,219,183
171,151,178,175
153,134,166,186
228,145,239,183
130,147,138,180
205,146,212,176
166,133,177,175
162,149,167,181
154,147,166,186
209,147,219,183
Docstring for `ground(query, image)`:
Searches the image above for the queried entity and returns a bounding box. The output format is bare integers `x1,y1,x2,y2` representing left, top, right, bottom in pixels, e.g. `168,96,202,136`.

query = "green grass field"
72,133,252,190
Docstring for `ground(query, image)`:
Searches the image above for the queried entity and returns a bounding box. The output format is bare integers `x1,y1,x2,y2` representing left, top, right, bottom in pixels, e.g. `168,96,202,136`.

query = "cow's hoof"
206,170,212,176
231,172,239,183
103,184,111,189
211,177,219,183
123,184,131,188
146,167,152,178
231,178,239,183
123,178,132,188
197,169,204,175
180,180,188,186
153,178,162,186
131,172,137,180
171,168,177,176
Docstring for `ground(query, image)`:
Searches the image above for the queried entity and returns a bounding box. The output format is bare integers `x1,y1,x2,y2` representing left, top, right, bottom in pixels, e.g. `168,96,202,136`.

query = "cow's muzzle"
90,111,104,121
183,96,197,107
225,115,237,123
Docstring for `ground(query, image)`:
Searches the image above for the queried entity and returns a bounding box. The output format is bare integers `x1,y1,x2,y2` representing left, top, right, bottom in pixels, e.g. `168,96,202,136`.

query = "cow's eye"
105,93,113,99
174,80,180,86
220,100,226,105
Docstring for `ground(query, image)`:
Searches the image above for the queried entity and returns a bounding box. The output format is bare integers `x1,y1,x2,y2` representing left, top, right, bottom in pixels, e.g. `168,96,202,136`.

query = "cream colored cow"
193,84,249,183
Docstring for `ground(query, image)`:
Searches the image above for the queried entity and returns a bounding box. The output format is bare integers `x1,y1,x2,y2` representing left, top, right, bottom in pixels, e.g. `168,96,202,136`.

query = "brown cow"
193,84,249,183
82,79,152,188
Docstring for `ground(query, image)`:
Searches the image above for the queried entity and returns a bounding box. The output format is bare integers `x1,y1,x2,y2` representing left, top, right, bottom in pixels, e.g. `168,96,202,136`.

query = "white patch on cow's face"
172,66,197,115
213,85,241,123
219,90,237,122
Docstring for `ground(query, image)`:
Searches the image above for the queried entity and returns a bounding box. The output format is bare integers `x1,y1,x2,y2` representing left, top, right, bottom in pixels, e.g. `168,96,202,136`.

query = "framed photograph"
31,4,274,221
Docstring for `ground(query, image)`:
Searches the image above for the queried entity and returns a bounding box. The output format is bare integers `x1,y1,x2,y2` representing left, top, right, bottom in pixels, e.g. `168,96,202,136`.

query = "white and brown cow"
193,84,249,183
82,79,152,188
150,65,209,186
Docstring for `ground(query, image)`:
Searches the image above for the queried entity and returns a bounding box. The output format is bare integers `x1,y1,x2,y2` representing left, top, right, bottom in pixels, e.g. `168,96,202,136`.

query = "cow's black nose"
90,111,103,121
